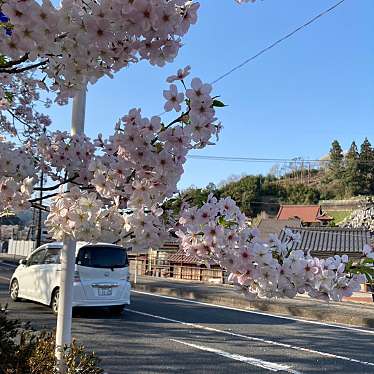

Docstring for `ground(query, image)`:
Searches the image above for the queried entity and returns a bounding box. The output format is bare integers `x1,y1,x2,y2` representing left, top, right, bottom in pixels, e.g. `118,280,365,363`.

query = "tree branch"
164,109,190,130
34,175,78,191
6,109,29,127
0,53,29,69
29,192,60,203
113,231,134,245
0,59,48,74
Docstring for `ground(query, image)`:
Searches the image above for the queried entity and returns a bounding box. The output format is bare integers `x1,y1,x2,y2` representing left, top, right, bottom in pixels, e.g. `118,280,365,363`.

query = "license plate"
98,287,112,296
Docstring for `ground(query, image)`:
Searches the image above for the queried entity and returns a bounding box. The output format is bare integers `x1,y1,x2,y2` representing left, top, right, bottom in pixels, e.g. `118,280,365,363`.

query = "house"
278,226,373,297
168,248,224,283
256,218,301,241
277,205,333,226
129,240,179,277
279,226,372,259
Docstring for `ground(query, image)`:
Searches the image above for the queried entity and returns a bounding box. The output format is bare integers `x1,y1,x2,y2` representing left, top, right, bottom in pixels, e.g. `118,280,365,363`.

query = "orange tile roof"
277,205,332,223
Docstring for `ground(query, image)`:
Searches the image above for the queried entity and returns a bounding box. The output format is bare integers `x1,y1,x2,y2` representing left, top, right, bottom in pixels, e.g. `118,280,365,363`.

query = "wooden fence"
129,257,226,284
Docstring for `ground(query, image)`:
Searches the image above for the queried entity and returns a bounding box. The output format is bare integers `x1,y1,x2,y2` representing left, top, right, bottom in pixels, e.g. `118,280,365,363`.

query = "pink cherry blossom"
163,84,184,112
167,65,191,83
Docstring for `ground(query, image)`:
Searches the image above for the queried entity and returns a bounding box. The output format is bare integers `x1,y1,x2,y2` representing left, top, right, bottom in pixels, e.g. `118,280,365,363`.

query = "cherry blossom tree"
0,59,225,369
0,1,219,369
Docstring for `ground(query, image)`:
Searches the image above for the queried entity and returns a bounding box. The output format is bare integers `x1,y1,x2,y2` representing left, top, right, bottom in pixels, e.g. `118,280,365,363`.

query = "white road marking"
132,290,374,335
127,308,374,368
0,275,10,282
171,338,301,373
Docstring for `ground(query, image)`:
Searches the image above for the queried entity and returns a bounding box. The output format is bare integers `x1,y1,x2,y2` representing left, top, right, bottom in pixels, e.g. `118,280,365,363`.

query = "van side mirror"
19,259,27,266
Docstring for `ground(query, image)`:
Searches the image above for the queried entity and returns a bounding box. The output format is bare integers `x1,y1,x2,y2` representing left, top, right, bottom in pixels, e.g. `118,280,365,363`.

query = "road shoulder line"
170,338,301,373
131,290,374,335
127,307,374,368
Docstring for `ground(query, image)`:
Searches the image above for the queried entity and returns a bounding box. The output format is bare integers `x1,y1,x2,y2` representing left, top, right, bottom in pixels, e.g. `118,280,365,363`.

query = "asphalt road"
1,261,374,374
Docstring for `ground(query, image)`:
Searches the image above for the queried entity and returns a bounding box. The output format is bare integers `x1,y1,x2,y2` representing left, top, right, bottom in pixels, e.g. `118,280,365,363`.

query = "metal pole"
55,83,86,372
134,255,138,284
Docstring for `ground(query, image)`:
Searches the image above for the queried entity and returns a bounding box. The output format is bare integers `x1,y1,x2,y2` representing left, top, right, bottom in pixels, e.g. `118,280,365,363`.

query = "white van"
9,242,131,314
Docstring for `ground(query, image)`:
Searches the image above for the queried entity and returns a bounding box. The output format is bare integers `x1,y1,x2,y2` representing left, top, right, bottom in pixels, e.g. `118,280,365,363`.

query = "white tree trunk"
55,239,76,369
55,84,87,372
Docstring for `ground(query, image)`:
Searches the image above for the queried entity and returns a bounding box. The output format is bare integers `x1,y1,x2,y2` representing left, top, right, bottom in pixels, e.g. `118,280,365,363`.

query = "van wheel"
10,279,19,301
110,305,124,315
51,288,59,315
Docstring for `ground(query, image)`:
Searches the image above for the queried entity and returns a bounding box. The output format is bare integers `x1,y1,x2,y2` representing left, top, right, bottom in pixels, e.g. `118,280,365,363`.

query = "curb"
133,283,374,330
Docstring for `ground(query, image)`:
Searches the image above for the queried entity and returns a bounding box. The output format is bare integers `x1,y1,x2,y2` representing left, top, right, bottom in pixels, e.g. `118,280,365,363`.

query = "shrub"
0,305,104,374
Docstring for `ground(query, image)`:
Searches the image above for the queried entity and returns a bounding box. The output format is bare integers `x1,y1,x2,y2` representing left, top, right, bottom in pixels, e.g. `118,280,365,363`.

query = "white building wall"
7,239,35,257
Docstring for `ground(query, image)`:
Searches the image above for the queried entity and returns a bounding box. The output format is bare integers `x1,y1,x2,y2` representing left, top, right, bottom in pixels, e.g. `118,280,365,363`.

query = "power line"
187,155,374,165
188,155,323,163
154,0,346,115
211,0,346,85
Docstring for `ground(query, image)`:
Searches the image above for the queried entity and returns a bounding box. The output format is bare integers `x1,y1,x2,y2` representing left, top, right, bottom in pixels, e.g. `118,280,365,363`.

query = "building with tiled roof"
167,248,224,283
256,218,301,241
168,249,201,264
277,205,333,226
279,226,372,258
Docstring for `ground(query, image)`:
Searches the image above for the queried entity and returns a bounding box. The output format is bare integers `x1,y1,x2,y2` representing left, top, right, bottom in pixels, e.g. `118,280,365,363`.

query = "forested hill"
166,138,374,218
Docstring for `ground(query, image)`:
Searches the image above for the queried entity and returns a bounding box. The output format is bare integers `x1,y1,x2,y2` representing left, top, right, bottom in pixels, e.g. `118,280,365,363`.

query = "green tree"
220,175,261,216
358,138,374,195
344,141,360,196
163,184,221,217
328,140,344,178
320,140,345,198
279,184,320,205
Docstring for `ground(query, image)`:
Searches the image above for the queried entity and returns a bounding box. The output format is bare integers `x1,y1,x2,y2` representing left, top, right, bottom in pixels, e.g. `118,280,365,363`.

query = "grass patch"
327,210,352,224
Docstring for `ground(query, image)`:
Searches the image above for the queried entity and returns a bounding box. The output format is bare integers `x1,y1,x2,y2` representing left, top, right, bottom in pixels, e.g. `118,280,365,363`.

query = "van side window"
43,248,61,264
28,249,46,266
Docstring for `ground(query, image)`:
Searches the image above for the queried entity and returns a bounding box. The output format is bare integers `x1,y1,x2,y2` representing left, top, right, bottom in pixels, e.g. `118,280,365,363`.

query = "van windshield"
76,246,129,269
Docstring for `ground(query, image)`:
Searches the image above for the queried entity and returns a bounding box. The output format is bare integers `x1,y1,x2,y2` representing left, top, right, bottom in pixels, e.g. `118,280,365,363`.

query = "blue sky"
47,0,374,190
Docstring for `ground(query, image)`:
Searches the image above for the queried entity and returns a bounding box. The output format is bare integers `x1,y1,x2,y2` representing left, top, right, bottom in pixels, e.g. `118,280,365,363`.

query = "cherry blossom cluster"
0,0,200,101
0,138,36,213
163,74,220,146
0,138,35,178
37,131,95,184
177,195,368,302
363,244,374,260
0,71,51,137
0,175,34,214
91,70,220,196
122,208,168,251
44,69,222,250
45,187,121,242
45,187,167,250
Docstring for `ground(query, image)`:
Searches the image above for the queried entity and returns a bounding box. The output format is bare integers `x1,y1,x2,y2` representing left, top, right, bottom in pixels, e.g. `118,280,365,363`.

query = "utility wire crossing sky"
210,0,346,85
45,0,373,189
